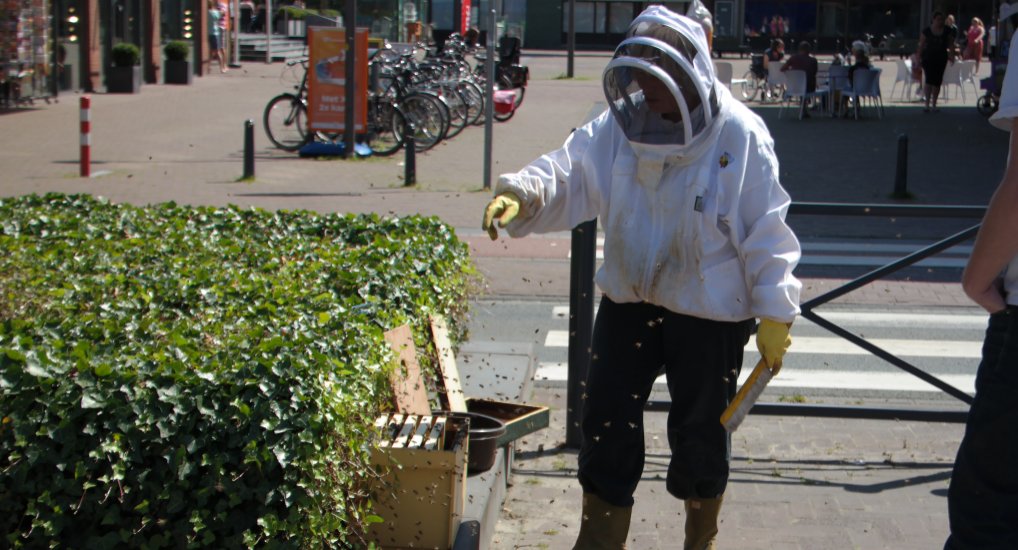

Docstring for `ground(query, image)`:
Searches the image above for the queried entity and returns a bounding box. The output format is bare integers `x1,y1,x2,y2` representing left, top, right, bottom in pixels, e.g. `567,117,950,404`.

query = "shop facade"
2,0,219,101
518,0,998,54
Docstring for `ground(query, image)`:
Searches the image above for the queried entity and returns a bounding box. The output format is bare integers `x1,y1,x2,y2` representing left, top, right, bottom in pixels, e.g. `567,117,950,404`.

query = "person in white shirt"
482,6,799,549
944,31,1018,550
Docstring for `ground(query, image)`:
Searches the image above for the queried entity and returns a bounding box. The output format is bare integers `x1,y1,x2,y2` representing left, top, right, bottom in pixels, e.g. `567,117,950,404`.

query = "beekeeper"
481,6,800,549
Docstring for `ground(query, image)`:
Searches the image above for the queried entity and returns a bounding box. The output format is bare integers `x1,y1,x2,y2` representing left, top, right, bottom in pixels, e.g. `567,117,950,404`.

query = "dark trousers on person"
577,297,754,507
945,306,1018,549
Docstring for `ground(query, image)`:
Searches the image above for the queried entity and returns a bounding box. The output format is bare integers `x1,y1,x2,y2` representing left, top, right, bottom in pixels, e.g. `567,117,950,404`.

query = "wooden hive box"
367,413,469,550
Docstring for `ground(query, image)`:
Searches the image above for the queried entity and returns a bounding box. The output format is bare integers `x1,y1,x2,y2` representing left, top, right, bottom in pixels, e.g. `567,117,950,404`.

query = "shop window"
562,2,596,33
606,2,632,34
0,0,54,103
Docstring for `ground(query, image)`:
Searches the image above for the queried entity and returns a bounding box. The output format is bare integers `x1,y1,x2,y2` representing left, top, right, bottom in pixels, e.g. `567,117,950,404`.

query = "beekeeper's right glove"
482,192,522,240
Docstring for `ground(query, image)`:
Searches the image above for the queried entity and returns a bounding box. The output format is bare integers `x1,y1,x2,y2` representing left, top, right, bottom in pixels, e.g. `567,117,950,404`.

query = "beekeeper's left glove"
756,319,792,374
482,192,522,240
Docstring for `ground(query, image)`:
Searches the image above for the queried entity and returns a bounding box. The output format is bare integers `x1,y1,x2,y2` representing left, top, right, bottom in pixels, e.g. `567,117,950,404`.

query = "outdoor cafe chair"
891,58,922,101
765,62,787,101
942,61,967,102
713,61,734,90
957,59,980,99
778,70,827,120
841,67,883,119
824,64,850,115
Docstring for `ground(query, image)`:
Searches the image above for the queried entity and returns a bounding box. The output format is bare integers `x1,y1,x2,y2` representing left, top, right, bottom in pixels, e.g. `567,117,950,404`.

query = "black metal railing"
565,203,987,445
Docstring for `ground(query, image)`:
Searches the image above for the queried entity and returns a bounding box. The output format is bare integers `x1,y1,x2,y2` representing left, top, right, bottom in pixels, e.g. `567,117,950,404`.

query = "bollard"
243,119,255,179
403,115,416,186
80,95,91,177
893,133,909,198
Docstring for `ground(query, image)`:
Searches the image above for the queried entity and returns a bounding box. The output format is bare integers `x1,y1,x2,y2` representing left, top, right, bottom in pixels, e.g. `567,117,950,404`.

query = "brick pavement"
492,388,964,550
0,49,999,549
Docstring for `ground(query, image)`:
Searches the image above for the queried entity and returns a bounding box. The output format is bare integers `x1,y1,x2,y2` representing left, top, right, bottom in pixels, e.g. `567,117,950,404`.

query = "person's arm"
487,111,611,238
733,127,801,324
917,31,926,56
962,118,1018,312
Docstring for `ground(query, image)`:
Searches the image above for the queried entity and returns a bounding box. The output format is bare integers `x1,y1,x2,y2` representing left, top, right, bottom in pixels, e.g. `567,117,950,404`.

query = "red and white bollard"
80,95,90,177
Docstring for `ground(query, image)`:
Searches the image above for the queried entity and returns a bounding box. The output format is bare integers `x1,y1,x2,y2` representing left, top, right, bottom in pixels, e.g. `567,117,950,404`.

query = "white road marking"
542,330,981,358
533,362,976,394
550,307,988,328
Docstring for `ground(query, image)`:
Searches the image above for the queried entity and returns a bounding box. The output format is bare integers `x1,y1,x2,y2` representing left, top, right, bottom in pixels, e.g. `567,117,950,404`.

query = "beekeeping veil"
602,6,727,180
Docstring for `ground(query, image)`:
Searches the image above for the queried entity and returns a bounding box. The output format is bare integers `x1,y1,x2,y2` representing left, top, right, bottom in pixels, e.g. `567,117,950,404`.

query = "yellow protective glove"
756,319,792,374
482,192,522,241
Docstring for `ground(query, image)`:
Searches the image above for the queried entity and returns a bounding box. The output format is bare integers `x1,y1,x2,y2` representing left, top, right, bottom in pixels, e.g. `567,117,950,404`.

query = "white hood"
602,5,727,179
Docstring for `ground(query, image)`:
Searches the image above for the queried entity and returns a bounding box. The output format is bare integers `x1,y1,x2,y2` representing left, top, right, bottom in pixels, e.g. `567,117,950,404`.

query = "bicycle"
366,54,451,155
471,50,527,121
263,58,315,151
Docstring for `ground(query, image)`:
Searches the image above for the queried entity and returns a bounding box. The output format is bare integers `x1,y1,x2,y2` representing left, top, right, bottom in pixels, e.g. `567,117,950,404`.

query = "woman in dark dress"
919,11,956,112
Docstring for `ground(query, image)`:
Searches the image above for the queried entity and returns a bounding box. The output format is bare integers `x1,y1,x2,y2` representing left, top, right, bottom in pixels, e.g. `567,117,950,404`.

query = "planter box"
367,414,468,550
106,65,141,93
164,59,193,85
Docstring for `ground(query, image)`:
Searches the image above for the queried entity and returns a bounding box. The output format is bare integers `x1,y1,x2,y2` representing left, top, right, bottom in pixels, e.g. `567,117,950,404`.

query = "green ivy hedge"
0,194,475,548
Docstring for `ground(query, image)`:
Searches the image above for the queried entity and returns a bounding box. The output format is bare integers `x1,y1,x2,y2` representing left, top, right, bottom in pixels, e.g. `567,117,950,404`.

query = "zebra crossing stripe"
551,307,988,327
567,239,972,267
542,330,981,358
534,362,976,394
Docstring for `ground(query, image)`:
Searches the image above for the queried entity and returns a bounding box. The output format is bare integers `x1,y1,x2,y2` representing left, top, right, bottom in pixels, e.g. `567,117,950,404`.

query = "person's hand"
482,192,521,240
963,276,1008,314
756,319,792,374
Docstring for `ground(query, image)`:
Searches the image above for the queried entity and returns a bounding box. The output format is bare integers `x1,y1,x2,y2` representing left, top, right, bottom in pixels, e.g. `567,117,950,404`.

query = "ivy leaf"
272,446,291,468
24,352,51,379
81,391,105,409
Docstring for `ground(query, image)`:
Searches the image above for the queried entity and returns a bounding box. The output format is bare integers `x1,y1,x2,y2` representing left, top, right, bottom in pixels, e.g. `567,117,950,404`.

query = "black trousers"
945,307,1018,549
577,297,754,507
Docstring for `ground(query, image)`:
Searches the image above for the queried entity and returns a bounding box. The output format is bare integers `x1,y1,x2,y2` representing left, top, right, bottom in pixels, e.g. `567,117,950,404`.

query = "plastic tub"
442,411,507,475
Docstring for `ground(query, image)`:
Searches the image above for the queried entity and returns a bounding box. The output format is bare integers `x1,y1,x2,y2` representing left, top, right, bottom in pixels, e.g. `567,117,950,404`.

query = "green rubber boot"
572,492,632,550
684,495,723,550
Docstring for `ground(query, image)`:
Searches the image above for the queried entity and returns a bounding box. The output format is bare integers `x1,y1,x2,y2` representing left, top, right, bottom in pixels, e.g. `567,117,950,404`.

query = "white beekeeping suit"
493,6,800,323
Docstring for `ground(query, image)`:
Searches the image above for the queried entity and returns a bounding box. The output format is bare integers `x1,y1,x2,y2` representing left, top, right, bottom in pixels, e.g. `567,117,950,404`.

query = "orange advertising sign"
307,27,369,132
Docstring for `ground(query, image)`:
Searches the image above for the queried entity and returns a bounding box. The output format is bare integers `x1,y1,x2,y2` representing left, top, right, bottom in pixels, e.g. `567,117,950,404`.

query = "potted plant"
107,42,142,93
163,40,192,85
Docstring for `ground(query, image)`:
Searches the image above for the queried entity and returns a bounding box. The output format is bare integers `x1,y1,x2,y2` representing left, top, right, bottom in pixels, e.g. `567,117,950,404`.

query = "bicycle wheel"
434,83,469,139
456,80,485,126
739,69,758,101
395,93,447,152
366,99,403,156
263,93,311,151
976,94,998,117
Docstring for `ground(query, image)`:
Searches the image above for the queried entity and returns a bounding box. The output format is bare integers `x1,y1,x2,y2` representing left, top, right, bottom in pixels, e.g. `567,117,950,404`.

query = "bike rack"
565,202,987,446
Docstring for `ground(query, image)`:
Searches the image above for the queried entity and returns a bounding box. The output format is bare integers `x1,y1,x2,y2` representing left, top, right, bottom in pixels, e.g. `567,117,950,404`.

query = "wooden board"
466,398,550,447
383,324,432,416
430,315,469,412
